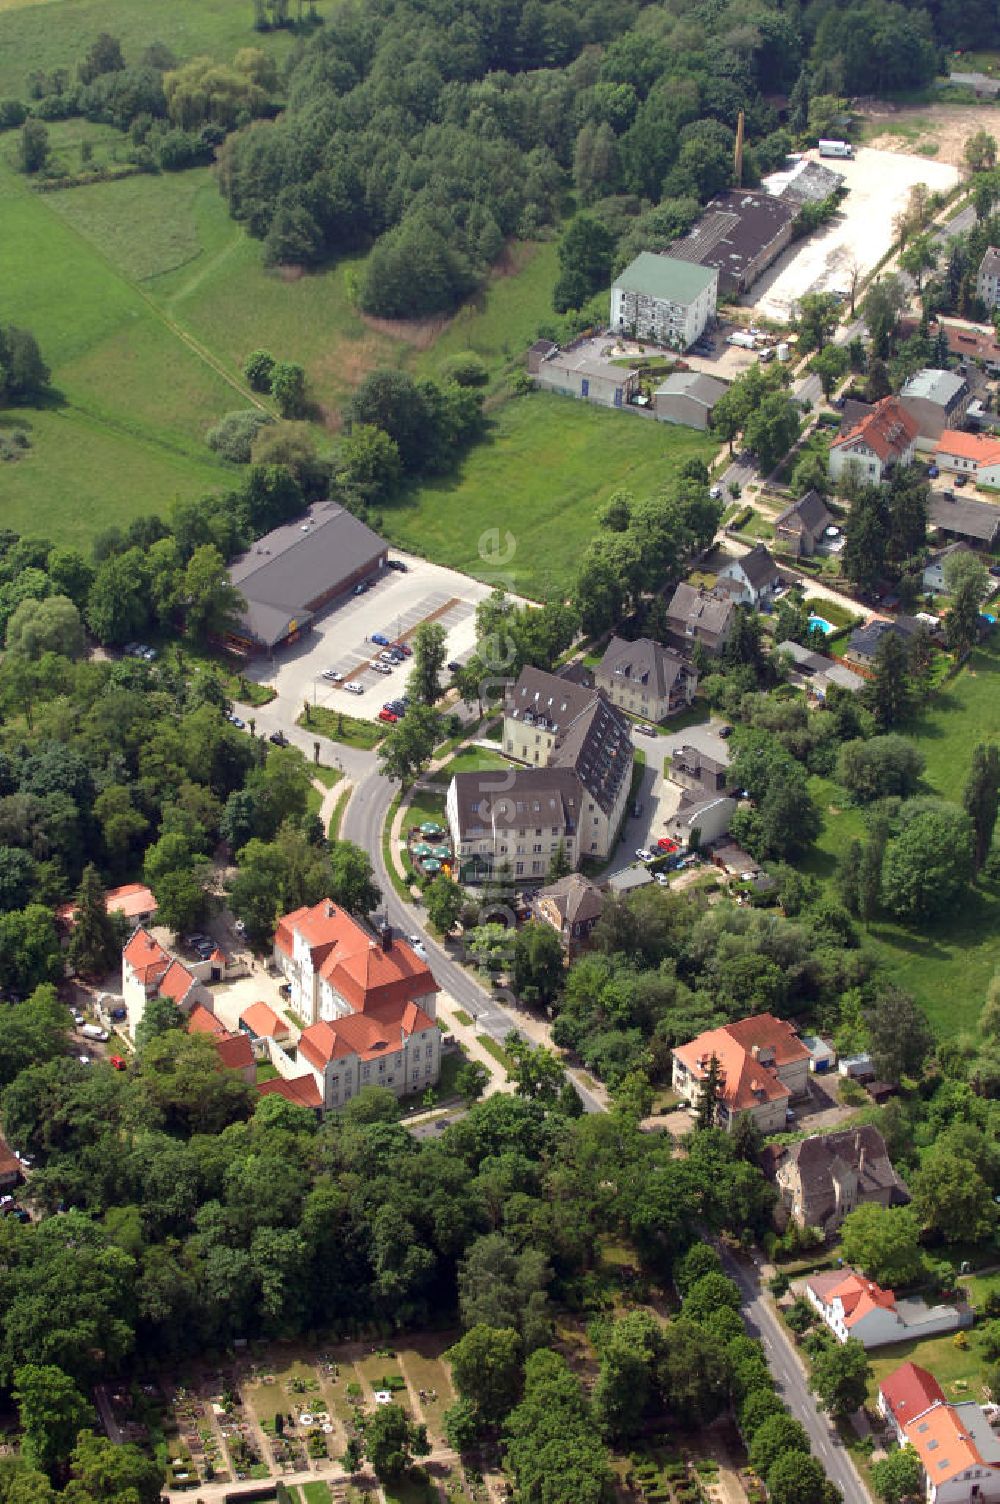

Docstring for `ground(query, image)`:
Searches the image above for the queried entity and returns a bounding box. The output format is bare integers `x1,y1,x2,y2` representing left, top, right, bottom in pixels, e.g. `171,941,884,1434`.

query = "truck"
818,139,853,159
727,331,756,350
81,1024,109,1042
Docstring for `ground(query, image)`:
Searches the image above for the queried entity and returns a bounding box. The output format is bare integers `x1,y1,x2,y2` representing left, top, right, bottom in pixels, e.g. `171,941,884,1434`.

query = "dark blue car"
371,632,390,646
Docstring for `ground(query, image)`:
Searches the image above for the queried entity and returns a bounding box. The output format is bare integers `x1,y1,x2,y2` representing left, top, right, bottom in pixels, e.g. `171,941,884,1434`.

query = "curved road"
341,766,607,1114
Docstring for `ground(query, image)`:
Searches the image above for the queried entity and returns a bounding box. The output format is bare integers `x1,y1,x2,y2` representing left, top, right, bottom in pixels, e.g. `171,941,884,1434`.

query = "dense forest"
213,0,978,315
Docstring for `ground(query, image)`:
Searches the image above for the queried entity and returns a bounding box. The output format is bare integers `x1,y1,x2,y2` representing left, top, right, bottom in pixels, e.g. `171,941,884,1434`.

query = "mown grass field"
804,639,1000,1036
0,0,296,100
382,394,717,599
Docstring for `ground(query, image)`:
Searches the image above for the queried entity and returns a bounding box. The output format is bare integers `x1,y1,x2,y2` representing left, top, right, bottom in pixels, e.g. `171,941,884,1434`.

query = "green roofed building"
611,252,718,351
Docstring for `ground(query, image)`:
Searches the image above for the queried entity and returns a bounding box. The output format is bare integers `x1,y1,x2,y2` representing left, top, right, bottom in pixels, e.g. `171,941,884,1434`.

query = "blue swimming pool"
808,614,836,635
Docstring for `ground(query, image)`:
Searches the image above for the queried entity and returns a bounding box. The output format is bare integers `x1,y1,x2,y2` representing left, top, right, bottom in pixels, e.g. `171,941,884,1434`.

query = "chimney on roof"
381,924,393,954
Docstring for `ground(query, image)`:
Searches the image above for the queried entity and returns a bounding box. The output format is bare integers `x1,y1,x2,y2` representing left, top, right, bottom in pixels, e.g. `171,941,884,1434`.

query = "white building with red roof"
829,397,918,486
805,1268,972,1349
671,1012,810,1132
934,430,1000,487
272,901,441,1111
878,1361,1000,1503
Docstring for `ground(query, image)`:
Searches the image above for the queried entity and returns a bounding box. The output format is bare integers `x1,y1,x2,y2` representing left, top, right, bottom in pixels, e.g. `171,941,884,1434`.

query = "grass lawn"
0,0,297,100
802,596,862,629
302,1483,332,1504
381,393,717,599
477,1035,513,1072
866,1330,992,1406
451,1009,473,1027
803,641,1000,1035
300,706,386,751
327,784,352,839
430,747,511,783
401,787,448,834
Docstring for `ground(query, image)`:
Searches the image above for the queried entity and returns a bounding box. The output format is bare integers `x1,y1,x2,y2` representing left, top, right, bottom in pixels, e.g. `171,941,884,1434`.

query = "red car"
378,708,398,723
393,642,412,656
109,1055,127,1071
657,837,679,853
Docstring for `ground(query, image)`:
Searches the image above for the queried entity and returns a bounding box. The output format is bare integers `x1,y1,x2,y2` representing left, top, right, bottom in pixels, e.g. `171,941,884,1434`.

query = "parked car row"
184,932,217,960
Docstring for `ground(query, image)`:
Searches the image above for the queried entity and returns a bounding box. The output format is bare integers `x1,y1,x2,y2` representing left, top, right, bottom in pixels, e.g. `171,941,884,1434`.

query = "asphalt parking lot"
244,551,494,722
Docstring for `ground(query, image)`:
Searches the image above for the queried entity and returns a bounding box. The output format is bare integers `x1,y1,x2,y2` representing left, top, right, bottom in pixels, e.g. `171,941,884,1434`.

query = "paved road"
793,370,823,408
721,1250,869,1504
719,451,758,494
340,767,607,1114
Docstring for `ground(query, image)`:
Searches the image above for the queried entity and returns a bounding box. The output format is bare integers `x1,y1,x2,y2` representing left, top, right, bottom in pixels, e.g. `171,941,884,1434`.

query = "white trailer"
818,139,853,159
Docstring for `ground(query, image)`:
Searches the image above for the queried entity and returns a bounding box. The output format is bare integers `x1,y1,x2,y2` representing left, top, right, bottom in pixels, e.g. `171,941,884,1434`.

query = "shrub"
206,408,275,462
243,349,276,391
0,99,27,128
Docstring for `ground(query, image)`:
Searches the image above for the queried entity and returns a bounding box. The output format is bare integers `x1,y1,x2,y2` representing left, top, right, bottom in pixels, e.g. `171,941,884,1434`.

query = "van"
81,1024,109,1042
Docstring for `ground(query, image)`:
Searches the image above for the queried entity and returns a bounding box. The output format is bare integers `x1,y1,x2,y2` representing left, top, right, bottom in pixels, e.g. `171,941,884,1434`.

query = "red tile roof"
257,1074,323,1109
934,429,1000,466
673,1013,809,1114
59,882,157,927
0,1131,22,1182
831,397,918,464
807,1269,898,1326
240,1001,286,1038
214,1032,254,1072
880,1362,946,1429
905,1398,991,1485
158,958,196,1004
122,927,172,987
276,901,436,1014
298,1002,436,1070
187,1002,226,1037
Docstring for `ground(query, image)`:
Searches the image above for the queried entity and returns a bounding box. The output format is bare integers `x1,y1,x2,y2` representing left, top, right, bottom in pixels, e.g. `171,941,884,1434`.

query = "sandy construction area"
752,147,960,321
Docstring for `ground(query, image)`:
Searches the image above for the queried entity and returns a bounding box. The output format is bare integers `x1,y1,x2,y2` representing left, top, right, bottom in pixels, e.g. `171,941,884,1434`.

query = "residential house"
767,1125,910,1236
671,190,796,296
448,768,584,883
828,397,919,486
595,635,697,722
776,639,864,699
878,1362,1000,1504
804,1269,972,1349
533,872,604,953
58,881,158,932
667,739,730,800
899,369,971,446
774,490,834,557
671,1012,811,1133
933,317,1000,375
976,246,1000,311
121,927,211,1039
654,371,728,430
664,583,735,655
717,544,782,607
528,340,639,409
499,666,634,864
0,1131,22,1193
929,491,1000,549
610,253,718,350
934,430,1000,487
923,542,973,593
667,793,736,849
843,616,924,673
271,900,441,1112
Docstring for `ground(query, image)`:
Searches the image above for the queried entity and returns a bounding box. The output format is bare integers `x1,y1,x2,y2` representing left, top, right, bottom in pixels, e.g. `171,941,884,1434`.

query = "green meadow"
804,639,1000,1036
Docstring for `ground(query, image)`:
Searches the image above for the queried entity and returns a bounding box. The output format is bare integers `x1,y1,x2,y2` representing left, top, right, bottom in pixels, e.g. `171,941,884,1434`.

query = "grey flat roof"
655,372,728,405
229,501,387,644
900,368,967,405
613,251,717,304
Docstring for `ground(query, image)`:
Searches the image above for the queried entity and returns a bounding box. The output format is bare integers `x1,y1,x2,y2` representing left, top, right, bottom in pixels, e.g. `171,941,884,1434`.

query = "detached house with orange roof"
804,1268,971,1350
829,397,918,486
671,1012,810,1133
878,1360,1000,1503
121,927,207,1037
934,430,1000,488
272,900,441,1111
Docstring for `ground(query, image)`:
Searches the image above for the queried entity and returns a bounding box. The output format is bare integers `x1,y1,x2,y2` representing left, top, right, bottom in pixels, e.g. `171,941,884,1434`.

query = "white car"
709,484,722,500
654,873,670,886
408,934,428,959
78,1054,92,1066
372,662,392,675
322,669,342,682
344,681,364,695
635,848,655,863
